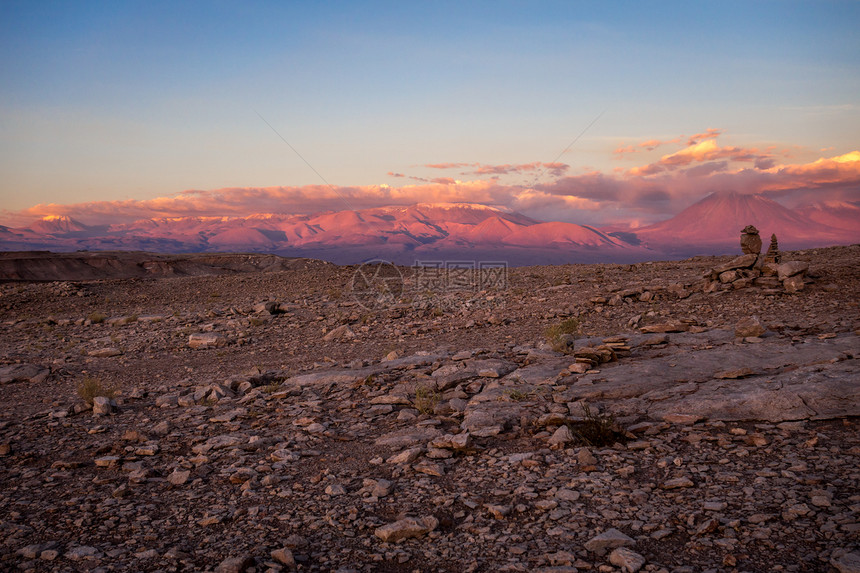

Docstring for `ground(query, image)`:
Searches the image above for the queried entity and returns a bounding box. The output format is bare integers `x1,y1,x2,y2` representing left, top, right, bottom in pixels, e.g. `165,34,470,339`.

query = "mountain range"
1,193,858,266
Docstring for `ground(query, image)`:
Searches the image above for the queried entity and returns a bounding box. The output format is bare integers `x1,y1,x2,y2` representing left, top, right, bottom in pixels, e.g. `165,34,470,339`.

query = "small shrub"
505,389,530,402
567,404,623,447
413,385,440,414
87,312,107,324
76,376,115,405
545,316,581,354
261,382,282,393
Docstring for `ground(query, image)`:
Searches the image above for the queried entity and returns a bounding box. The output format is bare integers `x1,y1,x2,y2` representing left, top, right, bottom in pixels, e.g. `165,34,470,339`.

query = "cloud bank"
3,132,859,228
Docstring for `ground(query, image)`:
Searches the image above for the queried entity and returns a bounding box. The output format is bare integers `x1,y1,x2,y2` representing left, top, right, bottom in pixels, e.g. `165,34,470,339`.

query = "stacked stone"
702,226,809,293
763,233,781,264
740,225,762,255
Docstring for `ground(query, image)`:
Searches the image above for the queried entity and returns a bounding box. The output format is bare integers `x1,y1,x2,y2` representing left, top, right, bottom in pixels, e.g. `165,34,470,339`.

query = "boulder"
188,333,227,349
322,324,354,342
584,528,635,552
761,261,779,276
735,316,766,338
610,547,647,572
719,270,739,283
831,551,860,573
253,301,283,315
92,396,113,415
712,253,758,274
783,274,806,293
214,556,255,573
777,261,809,281
374,516,438,542
429,433,473,451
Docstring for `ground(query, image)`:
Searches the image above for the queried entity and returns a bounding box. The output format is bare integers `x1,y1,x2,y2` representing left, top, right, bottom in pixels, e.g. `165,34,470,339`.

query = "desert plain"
1,246,859,573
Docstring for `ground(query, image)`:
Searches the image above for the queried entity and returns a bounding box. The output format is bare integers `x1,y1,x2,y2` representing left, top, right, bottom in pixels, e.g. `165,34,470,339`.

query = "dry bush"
545,316,581,354
413,385,440,414
567,404,624,447
76,376,115,405
87,312,107,324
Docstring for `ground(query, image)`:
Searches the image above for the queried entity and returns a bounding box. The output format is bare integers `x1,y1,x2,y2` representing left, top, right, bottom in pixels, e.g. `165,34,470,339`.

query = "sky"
1,1,859,228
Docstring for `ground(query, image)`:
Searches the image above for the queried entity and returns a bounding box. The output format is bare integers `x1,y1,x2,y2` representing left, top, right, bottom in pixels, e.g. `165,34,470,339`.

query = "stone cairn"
591,225,809,308
764,233,781,264
703,225,809,293
740,225,762,255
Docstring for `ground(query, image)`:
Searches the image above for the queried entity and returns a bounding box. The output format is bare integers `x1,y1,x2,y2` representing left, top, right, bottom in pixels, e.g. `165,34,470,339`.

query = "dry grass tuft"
87,311,107,324
76,376,116,405
545,316,581,354
413,385,441,414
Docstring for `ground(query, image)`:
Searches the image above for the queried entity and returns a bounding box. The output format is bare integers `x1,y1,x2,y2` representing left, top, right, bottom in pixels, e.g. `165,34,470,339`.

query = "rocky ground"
1,245,859,573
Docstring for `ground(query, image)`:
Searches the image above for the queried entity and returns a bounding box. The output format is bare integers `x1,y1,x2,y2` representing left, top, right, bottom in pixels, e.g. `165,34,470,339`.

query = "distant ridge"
794,201,860,233
2,197,858,265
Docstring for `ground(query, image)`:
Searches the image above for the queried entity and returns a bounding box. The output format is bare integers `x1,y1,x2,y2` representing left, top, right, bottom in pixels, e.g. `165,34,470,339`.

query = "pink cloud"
5,180,508,226
424,162,472,170
630,139,776,176
421,161,569,178
687,128,722,146
536,147,860,219
471,162,569,177
684,161,730,177
613,137,681,157
3,130,858,229
627,163,665,177
613,144,636,155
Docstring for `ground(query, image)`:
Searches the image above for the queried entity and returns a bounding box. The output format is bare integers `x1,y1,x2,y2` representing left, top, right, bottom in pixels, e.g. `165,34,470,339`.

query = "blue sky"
1,1,858,224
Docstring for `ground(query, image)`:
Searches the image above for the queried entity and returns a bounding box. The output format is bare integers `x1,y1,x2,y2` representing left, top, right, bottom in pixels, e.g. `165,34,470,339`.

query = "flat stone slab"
282,352,446,390
374,427,443,449
563,331,859,422
0,363,50,384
